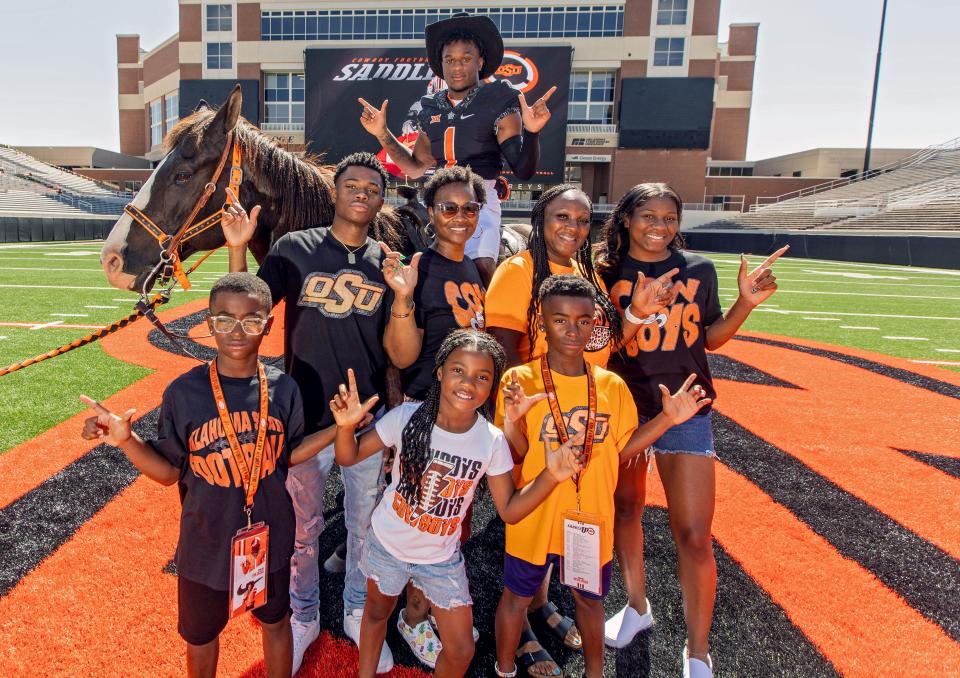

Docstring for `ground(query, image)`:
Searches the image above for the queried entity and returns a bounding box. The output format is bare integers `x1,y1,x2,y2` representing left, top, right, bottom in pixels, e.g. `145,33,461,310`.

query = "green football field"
1,240,958,453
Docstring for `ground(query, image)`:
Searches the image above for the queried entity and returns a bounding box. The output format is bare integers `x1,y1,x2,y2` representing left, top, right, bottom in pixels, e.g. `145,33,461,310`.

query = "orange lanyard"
539,355,597,505
209,360,269,526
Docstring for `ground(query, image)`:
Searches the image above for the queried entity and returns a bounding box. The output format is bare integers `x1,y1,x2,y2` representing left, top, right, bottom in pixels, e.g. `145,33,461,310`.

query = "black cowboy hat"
425,13,504,80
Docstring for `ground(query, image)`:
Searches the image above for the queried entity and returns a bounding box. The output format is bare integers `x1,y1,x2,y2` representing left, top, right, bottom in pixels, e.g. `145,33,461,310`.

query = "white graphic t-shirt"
372,402,514,564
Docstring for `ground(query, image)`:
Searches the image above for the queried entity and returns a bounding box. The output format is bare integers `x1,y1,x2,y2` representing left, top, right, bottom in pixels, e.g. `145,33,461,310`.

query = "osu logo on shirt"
298,269,387,319
539,406,611,446
610,277,702,356
444,281,485,330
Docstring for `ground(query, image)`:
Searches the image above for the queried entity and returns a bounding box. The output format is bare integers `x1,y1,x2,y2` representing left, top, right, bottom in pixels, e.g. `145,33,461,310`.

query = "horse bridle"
123,128,243,295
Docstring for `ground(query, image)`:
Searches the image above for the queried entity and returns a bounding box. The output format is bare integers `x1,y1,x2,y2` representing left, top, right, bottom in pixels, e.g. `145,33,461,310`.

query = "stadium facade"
117,0,760,204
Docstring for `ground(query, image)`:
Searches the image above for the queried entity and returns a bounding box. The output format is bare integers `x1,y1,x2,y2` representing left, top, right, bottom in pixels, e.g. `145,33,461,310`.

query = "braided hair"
397,329,506,501
525,184,623,361
595,183,686,282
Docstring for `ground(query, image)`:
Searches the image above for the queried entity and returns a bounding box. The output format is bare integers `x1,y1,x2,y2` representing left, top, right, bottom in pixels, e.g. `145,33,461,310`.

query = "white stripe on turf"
0,284,207,292
29,320,64,330
716,286,960,300
803,317,841,321
882,336,930,341
910,359,960,366
935,348,960,353
84,305,119,309
50,313,88,318
752,308,960,321
839,326,880,330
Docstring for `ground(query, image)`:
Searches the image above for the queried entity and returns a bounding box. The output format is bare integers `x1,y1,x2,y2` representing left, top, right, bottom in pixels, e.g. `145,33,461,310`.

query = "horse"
100,85,529,293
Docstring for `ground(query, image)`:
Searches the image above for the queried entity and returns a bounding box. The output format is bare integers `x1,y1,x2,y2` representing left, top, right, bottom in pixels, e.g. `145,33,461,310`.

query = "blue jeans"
641,411,716,459
287,439,385,622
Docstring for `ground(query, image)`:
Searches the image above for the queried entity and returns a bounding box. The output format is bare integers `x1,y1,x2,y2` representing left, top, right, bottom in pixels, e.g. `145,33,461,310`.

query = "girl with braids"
486,184,622,371
595,183,787,677
331,329,586,678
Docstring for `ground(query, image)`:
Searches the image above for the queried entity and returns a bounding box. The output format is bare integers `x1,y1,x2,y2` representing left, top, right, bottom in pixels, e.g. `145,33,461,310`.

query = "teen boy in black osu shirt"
222,153,406,674
358,12,556,286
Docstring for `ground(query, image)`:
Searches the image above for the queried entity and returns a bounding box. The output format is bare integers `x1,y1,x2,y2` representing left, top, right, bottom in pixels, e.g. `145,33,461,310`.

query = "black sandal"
516,628,563,677
529,601,582,649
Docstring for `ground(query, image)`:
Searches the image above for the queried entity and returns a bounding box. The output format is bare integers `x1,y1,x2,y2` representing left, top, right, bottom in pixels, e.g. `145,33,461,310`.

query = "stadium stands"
695,138,960,232
0,145,127,217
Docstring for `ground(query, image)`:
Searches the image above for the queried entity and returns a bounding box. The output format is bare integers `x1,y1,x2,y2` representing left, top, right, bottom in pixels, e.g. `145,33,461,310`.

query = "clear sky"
0,0,956,160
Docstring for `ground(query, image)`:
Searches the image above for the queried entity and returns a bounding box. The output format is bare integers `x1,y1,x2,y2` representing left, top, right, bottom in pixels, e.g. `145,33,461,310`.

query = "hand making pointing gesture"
502,369,549,424
358,98,389,139
329,368,382,429
738,245,789,307
629,267,680,319
519,85,558,134
79,395,136,447
659,374,712,425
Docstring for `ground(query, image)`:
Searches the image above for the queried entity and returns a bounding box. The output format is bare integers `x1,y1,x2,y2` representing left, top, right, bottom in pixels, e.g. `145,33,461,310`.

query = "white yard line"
50,313,88,318
839,325,880,330
910,359,960,366
803,317,841,321
717,286,960,300
709,257,960,277
882,336,930,341
0,267,106,272
752,307,960,321
935,348,960,353
0,321,102,330
29,320,63,330
84,305,119,309
0,284,206,292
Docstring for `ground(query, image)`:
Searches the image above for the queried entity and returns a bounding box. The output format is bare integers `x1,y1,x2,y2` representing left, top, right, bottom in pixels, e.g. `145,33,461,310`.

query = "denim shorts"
641,410,716,459
360,529,473,610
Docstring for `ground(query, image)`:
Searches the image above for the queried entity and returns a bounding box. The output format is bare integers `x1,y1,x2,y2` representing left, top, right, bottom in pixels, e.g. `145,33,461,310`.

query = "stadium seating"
695,139,960,232
0,145,127,217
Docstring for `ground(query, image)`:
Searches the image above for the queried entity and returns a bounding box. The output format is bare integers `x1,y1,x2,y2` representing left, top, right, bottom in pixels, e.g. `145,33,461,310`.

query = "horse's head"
101,85,247,292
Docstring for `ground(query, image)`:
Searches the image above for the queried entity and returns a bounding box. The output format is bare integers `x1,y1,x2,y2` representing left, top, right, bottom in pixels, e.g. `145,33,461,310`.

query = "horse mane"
166,111,404,250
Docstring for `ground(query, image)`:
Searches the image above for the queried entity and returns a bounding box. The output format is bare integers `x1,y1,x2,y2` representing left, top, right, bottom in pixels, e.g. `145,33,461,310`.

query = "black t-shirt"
150,363,304,590
402,249,486,400
257,227,393,432
606,250,723,418
416,80,520,180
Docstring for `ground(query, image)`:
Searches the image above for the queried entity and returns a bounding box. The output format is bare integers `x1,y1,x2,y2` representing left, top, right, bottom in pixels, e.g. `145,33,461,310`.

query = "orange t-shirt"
484,250,613,367
495,360,639,565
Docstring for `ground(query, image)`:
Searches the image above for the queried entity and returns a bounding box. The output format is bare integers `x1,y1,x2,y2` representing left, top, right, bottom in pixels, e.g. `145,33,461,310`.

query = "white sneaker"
344,608,395,674
323,549,346,574
683,644,714,678
604,598,654,648
290,616,320,676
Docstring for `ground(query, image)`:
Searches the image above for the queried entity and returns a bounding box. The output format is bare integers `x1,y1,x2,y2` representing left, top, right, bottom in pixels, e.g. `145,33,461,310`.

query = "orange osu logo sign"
298,269,387,318
489,50,539,93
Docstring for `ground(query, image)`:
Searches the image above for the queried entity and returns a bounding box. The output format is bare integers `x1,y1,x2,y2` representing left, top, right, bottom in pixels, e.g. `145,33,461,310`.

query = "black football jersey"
415,79,520,180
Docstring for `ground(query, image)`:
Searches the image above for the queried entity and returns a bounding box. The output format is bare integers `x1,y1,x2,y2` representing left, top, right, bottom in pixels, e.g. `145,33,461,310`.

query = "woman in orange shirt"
484,184,622,675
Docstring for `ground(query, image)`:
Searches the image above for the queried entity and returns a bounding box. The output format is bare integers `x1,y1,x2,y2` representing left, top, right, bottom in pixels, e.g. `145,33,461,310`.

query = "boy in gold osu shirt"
492,275,710,678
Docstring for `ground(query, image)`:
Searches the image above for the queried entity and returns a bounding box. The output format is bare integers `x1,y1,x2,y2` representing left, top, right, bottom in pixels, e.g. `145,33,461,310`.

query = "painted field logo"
490,50,540,93
298,269,387,318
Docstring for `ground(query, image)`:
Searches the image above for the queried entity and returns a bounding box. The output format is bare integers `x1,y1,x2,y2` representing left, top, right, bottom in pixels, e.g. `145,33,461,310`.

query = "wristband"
391,301,415,319
624,304,657,325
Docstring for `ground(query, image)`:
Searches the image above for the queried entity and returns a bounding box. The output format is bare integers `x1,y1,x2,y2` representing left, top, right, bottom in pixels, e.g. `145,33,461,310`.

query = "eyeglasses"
209,315,269,335
435,201,482,219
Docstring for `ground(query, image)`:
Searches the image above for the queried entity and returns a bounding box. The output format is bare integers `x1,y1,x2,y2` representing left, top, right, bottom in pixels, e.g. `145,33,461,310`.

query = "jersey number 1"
443,127,456,167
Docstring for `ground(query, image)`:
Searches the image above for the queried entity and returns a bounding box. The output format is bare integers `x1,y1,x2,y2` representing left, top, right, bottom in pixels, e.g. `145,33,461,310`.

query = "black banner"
304,46,570,183
179,79,260,124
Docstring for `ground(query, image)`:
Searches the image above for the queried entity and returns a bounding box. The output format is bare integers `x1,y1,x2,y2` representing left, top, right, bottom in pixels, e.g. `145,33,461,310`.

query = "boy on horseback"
358,12,555,286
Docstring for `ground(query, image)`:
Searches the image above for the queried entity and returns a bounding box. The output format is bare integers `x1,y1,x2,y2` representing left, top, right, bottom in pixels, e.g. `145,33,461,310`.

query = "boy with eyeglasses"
80,273,377,678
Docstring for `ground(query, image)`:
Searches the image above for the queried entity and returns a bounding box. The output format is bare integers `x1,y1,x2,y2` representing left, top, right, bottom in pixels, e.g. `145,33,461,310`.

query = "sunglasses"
434,201,482,219
209,315,269,336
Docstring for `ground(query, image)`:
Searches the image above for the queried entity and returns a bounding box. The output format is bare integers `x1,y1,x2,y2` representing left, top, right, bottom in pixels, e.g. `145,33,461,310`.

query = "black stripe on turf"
708,353,802,389
458,506,839,677
714,412,960,641
895,448,960,480
734,335,960,399
0,409,158,597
